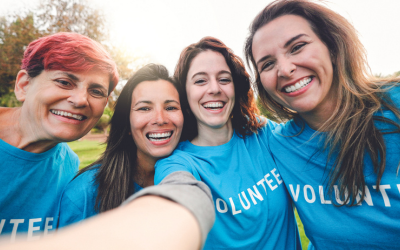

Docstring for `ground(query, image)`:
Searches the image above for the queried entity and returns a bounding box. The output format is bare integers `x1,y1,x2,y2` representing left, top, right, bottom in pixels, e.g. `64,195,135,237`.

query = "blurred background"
1,1,399,248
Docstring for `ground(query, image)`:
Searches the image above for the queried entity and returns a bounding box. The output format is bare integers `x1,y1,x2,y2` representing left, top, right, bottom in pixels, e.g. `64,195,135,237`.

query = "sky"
1,0,399,77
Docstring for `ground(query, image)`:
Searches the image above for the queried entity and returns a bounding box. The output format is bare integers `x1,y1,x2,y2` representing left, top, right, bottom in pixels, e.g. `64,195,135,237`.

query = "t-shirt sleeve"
121,171,215,247
256,119,279,147
154,152,202,184
57,189,86,228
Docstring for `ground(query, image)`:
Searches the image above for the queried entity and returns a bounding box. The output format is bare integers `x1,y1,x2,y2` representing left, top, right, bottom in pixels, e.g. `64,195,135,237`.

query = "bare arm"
3,196,200,250
2,172,215,250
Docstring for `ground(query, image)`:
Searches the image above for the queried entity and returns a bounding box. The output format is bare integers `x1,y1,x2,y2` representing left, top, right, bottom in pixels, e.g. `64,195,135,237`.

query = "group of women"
8,0,399,249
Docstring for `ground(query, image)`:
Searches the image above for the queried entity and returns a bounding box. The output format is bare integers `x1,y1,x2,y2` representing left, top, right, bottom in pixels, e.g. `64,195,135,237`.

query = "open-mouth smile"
202,101,226,111
50,109,87,121
146,131,173,142
282,76,313,93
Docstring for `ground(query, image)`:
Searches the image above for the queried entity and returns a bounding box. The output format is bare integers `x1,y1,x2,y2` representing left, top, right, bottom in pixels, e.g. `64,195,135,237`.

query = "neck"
0,107,57,153
134,152,156,188
300,89,337,131
192,120,233,146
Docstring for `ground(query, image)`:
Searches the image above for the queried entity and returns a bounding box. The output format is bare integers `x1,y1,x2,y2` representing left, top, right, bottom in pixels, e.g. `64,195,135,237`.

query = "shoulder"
57,143,80,165
63,166,99,197
155,148,200,184
384,84,400,106
156,148,195,170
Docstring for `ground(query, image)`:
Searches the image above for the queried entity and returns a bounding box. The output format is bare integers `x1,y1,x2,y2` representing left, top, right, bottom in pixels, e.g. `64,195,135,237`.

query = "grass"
67,140,106,169
67,140,310,249
296,209,310,249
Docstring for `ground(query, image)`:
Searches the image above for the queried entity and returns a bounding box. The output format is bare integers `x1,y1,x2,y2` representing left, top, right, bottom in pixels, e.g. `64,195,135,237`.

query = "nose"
207,79,221,95
67,89,89,108
277,57,296,78
152,109,168,126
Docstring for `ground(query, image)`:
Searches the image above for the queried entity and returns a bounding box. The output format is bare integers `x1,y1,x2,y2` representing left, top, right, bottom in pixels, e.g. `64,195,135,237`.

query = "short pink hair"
21,32,119,94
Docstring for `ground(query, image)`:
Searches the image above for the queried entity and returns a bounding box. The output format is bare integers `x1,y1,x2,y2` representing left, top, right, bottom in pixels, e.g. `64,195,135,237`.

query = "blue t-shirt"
0,139,78,241
269,86,400,249
58,165,143,228
155,126,301,250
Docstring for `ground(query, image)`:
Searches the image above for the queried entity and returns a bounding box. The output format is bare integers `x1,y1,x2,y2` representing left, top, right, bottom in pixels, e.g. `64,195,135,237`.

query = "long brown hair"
244,0,400,206
77,64,179,212
174,36,261,140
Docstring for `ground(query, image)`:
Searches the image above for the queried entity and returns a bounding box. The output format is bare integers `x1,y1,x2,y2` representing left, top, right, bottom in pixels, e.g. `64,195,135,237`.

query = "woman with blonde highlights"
245,0,400,249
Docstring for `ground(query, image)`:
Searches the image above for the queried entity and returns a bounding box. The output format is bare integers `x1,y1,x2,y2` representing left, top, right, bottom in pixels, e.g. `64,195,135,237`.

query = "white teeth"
51,110,84,121
284,77,312,93
203,102,224,108
148,132,172,139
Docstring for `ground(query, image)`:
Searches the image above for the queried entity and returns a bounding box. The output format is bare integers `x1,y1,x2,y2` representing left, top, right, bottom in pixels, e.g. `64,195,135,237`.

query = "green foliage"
0,13,41,102
94,114,111,134
36,0,107,42
0,0,144,107
256,97,280,122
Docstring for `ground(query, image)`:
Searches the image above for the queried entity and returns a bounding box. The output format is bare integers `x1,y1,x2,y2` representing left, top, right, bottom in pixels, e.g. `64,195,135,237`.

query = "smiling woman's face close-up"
16,69,110,142
130,79,184,161
185,50,235,130
252,14,334,117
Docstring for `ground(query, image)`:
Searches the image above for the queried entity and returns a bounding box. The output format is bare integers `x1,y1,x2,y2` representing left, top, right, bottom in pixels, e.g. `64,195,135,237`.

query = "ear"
14,70,30,102
330,51,336,65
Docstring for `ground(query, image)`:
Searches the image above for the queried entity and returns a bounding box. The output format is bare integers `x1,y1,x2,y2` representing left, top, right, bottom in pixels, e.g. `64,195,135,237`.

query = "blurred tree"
94,113,111,135
0,13,41,106
256,97,280,123
0,0,145,108
36,0,107,42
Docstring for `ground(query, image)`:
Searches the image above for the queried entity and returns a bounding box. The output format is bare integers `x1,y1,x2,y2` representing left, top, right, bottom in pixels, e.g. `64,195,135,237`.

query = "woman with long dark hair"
154,37,301,249
245,0,400,249
58,64,184,224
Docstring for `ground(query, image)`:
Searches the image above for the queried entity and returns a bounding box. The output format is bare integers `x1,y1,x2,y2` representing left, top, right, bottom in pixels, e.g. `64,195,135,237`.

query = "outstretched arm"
3,195,201,250
2,172,215,250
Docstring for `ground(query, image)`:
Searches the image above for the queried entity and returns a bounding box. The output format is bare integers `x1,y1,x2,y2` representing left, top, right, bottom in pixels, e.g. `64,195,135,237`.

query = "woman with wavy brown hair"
154,36,301,249
245,0,400,249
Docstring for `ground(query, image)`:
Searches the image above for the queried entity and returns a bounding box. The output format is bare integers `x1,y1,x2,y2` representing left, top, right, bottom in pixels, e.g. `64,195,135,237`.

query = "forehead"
188,50,230,75
252,15,316,56
132,80,179,101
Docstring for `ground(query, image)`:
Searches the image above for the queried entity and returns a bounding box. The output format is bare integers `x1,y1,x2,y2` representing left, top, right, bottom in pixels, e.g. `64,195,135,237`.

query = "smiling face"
16,69,109,142
130,80,183,161
186,50,235,132
252,14,334,121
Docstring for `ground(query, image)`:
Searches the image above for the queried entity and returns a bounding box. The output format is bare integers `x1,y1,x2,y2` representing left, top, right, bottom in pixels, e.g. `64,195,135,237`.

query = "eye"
219,78,232,84
90,89,106,98
261,61,274,72
194,79,206,85
137,107,151,111
166,106,180,111
55,79,72,87
291,43,306,53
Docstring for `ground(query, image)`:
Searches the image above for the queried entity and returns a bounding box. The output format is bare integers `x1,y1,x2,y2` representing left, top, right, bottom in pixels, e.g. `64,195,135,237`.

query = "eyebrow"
134,100,152,106
256,34,307,68
165,100,180,105
59,72,108,92
284,34,306,48
191,70,231,79
60,72,80,81
134,99,180,107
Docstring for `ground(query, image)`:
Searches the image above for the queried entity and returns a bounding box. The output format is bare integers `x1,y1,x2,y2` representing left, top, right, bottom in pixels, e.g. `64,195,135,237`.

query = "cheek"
92,99,108,117
170,112,184,130
260,75,276,93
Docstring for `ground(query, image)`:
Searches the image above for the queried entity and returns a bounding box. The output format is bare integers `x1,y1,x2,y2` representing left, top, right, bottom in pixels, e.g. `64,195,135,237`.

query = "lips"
282,76,313,93
50,109,87,121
